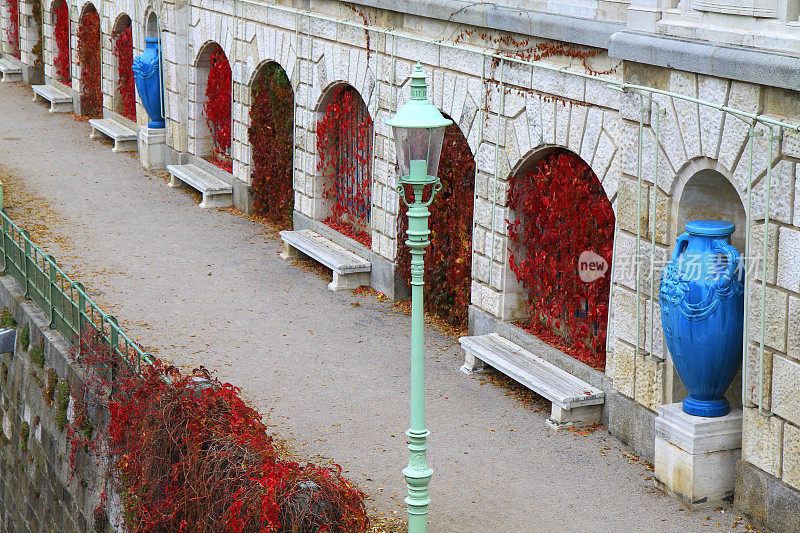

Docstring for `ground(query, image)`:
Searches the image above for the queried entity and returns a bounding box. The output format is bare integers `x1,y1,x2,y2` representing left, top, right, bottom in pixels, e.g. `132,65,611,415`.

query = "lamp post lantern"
387,62,452,533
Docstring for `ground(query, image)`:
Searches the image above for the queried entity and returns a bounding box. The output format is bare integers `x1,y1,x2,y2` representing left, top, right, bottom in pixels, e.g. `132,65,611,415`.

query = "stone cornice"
344,0,623,49
609,30,800,91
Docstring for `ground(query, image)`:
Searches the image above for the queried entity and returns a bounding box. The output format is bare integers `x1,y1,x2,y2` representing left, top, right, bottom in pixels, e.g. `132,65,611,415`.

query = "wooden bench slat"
280,229,371,274
460,333,604,410
0,58,22,74
167,164,233,193
31,84,71,102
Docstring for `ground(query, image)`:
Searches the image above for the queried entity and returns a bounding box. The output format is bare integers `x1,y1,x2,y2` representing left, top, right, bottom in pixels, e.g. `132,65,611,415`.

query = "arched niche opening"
506,148,615,371
396,116,475,328
673,166,746,409
249,61,295,227
77,2,100,117
52,0,70,83
315,84,373,247
144,10,158,39
111,13,134,120
5,0,20,59
193,41,231,170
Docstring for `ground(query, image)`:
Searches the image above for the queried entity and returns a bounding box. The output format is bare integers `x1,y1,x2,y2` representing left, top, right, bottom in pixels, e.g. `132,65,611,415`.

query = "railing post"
22,229,31,299
45,255,57,328
72,282,86,343
0,215,7,274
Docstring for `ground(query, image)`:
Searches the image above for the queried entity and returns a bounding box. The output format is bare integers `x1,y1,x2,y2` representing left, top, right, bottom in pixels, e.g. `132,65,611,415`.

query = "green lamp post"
387,62,452,533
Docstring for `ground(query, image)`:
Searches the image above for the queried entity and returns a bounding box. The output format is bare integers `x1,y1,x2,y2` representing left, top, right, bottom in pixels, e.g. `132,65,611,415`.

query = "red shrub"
317,87,372,246
113,25,135,120
5,0,19,59
397,123,475,328
77,7,101,117
204,47,232,168
70,330,370,533
507,150,615,370
53,0,70,82
250,63,294,226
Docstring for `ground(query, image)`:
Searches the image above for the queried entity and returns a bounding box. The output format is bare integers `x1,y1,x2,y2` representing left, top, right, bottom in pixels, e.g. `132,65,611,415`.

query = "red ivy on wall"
508,150,615,371
53,0,70,82
203,47,232,170
113,25,135,120
5,0,19,59
398,123,475,328
317,86,373,247
250,63,294,226
77,7,101,117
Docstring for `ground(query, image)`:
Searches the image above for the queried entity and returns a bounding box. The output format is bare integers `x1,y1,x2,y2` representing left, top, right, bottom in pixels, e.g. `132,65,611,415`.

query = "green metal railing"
0,184,156,375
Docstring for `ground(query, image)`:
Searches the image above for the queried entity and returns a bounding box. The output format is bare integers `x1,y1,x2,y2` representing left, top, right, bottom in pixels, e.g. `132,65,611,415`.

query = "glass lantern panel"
392,126,447,180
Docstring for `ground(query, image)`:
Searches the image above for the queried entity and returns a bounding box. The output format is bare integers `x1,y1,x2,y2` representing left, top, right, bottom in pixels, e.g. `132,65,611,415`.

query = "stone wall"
0,273,123,531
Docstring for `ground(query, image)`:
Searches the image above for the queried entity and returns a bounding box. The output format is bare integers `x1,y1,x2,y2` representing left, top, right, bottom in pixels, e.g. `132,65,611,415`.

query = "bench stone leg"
32,92,42,103
280,242,305,261
460,349,489,374
112,139,138,153
328,271,370,291
168,173,183,188
199,192,233,209
546,404,602,431
90,128,102,140
50,101,73,113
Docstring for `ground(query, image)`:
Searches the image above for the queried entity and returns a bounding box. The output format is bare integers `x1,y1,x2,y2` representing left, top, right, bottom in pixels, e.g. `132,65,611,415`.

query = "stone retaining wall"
0,272,122,532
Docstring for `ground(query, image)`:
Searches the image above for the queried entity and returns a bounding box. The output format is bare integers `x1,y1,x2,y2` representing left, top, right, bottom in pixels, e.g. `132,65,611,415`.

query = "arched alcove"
316,83,373,246
677,168,746,251
193,41,231,169
111,14,134,120
5,0,20,59
397,116,475,328
505,148,615,371
144,10,158,39
249,61,295,226
77,2,100,116
52,0,70,83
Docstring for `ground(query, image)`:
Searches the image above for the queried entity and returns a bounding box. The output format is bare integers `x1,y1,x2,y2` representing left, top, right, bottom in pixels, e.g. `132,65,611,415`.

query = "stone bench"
166,163,234,208
460,333,604,430
89,118,138,152
280,229,371,291
0,58,22,82
31,84,73,113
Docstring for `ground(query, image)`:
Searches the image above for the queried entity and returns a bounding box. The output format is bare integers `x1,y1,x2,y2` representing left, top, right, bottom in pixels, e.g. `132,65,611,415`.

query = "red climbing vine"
53,0,70,82
507,150,615,371
204,46,232,172
113,24,135,120
77,7,101,117
249,63,294,227
67,328,370,533
398,123,475,328
317,86,373,247
5,0,19,59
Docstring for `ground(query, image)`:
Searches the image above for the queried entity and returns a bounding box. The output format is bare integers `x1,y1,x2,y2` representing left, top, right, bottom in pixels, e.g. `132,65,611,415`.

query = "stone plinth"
654,403,743,509
138,126,167,170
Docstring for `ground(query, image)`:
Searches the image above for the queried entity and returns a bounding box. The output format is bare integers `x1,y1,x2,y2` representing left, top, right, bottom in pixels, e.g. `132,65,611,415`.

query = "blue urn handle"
712,238,744,286
670,232,690,263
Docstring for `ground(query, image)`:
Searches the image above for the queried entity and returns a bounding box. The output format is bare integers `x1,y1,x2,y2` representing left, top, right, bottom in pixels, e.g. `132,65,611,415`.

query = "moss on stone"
0,308,16,329
29,342,44,368
20,421,29,452
44,369,58,404
55,379,70,432
20,324,29,351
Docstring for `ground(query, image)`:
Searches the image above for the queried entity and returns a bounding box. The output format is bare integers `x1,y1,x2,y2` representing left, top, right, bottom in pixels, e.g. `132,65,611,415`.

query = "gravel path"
0,81,752,532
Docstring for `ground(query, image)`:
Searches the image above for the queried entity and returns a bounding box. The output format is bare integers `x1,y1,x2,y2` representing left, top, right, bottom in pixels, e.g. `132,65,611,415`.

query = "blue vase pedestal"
138,126,167,170
654,403,743,509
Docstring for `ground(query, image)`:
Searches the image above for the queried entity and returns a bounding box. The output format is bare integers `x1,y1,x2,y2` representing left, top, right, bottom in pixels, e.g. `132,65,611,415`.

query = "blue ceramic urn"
132,37,165,129
660,220,744,417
